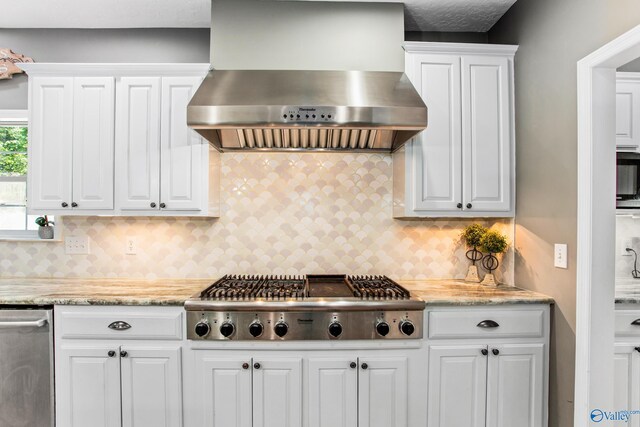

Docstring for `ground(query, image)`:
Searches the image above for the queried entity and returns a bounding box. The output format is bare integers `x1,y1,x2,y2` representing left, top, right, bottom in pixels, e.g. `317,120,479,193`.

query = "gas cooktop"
185,274,426,341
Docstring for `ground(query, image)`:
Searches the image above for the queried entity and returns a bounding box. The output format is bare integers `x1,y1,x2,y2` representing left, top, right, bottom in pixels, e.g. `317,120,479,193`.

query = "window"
0,110,51,239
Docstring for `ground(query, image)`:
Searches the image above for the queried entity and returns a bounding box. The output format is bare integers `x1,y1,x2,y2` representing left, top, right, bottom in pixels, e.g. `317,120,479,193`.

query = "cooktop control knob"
274,321,289,337
194,321,210,337
328,321,343,338
220,322,235,338
249,321,264,338
400,320,415,336
376,321,390,337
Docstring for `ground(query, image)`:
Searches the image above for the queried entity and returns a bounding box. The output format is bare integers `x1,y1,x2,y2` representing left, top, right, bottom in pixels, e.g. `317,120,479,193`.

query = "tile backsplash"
0,153,514,283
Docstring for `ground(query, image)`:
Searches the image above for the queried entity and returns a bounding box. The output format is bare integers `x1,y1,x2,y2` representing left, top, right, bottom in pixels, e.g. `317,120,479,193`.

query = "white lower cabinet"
428,345,487,427
55,306,185,427
359,357,408,427
614,307,640,427
427,306,549,427
187,351,416,427
57,345,122,427
308,358,358,427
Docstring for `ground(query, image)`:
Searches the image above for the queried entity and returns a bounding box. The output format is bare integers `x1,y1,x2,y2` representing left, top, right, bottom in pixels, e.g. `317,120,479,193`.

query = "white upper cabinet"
394,43,517,218
29,76,74,211
160,77,206,211
116,77,162,211
72,77,115,210
616,73,640,151
23,63,219,217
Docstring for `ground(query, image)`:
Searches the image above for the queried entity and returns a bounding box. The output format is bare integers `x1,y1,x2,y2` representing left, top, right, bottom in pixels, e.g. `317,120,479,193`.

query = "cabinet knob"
71,202,78,208
242,362,250,370
457,203,462,209
350,362,357,369
466,203,473,209
120,350,128,358
253,362,261,370
61,202,68,208
361,363,368,370
160,203,166,209
492,348,500,356
150,202,157,208
108,350,116,358
481,349,488,356
635,347,640,353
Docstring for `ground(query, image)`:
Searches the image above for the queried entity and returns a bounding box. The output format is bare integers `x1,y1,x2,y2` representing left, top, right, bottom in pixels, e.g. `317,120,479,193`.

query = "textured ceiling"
404,0,517,32
0,0,515,32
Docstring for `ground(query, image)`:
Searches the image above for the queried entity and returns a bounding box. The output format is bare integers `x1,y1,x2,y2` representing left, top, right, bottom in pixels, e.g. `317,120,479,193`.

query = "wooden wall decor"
0,49,34,80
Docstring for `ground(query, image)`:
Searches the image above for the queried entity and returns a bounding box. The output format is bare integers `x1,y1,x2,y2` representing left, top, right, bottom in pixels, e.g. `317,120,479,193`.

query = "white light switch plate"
554,243,568,269
65,236,90,255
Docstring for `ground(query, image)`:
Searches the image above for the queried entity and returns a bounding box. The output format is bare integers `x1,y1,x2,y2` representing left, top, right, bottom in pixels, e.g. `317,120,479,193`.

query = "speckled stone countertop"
0,277,553,306
400,280,554,306
0,278,211,306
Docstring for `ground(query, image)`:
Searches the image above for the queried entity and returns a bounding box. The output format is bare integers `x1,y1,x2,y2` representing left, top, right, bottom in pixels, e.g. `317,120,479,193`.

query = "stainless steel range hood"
187,70,427,153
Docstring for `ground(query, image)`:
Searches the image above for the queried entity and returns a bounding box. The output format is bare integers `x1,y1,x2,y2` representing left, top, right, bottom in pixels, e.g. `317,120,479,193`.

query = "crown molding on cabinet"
402,42,518,57
17,63,210,77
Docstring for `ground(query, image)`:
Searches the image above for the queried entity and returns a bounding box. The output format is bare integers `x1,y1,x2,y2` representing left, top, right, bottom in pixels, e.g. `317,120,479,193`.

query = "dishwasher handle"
0,318,48,329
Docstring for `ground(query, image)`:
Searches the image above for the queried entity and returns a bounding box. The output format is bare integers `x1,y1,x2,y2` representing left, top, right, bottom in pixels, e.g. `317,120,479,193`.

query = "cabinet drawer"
428,308,545,339
615,310,640,336
56,306,183,340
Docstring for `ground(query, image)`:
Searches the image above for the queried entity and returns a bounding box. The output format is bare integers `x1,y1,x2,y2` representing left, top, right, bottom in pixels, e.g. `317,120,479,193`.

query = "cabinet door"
115,77,161,210
56,345,121,427
253,357,302,427
616,82,640,150
405,53,462,212
308,357,358,427
428,345,487,427
486,344,544,427
72,77,115,210
121,346,183,427
461,55,512,213
193,354,252,427
29,76,73,211
614,344,640,427
160,76,206,211
359,357,408,427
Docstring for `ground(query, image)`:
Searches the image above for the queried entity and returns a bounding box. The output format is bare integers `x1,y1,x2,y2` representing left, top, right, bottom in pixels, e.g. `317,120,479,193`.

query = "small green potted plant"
35,215,55,239
479,229,509,286
460,223,487,283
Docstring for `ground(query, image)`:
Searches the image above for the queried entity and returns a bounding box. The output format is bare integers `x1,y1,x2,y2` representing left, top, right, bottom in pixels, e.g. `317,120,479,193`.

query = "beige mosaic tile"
0,153,514,284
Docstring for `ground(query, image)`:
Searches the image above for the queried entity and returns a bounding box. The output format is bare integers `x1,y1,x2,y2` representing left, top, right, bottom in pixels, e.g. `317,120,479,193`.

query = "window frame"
0,109,43,240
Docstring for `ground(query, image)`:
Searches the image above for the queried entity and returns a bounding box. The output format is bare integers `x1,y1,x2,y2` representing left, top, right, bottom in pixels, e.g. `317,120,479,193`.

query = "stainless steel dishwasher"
0,307,54,427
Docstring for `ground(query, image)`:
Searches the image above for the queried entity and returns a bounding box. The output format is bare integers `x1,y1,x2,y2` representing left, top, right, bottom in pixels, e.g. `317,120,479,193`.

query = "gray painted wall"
489,1,640,426
0,28,210,110
210,0,404,71
619,56,640,72
405,31,488,43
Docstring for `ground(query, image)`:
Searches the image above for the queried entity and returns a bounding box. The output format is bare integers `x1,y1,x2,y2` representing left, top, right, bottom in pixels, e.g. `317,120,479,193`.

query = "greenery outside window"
0,110,52,239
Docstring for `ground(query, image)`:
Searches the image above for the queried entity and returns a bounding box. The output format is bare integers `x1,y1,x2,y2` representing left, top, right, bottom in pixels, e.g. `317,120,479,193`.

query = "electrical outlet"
554,243,568,269
622,239,633,256
65,236,90,255
125,238,137,255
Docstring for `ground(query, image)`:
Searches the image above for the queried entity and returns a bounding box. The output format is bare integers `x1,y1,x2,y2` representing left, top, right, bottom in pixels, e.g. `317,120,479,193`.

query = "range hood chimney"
188,0,427,153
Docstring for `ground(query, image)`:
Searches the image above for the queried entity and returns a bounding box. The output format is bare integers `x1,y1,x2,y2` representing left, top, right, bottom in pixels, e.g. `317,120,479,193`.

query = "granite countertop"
0,277,211,306
616,280,640,304
400,279,554,306
0,277,554,307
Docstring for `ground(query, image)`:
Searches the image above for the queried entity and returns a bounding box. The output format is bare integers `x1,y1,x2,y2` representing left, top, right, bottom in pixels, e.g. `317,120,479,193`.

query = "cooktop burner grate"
198,274,411,301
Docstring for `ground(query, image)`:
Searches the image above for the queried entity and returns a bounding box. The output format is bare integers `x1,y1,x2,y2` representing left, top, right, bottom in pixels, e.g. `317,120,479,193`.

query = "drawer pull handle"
0,318,48,329
631,319,640,326
477,320,500,328
108,321,131,331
